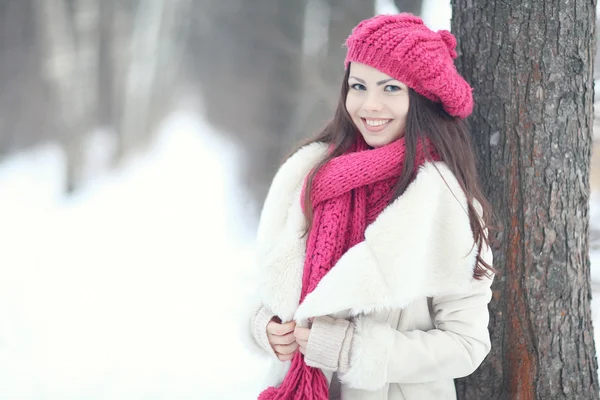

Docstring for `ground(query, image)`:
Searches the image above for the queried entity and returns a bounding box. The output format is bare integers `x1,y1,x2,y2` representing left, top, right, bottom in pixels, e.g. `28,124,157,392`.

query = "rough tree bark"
452,0,599,399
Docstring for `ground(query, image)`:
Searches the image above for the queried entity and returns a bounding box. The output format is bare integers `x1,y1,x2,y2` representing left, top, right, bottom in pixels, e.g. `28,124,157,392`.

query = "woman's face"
345,62,410,148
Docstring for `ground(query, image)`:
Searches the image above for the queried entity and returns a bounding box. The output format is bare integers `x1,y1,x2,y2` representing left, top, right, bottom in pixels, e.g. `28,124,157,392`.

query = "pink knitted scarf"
259,136,433,400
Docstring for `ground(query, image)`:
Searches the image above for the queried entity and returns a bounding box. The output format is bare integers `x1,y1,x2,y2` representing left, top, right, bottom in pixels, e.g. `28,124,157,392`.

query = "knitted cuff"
305,316,353,371
251,305,278,358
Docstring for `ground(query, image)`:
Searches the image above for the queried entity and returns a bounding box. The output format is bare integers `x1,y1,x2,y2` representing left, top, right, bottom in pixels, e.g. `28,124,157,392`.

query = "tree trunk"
291,0,375,151
72,0,99,129
36,0,93,193
247,0,307,209
322,0,374,109
144,0,193,139
117,0,165,160
452,0,599,399
0,0,51,156
97,0,114,128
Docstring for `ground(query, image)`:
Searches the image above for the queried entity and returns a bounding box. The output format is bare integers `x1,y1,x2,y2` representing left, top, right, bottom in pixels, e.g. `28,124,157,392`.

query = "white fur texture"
339,316,395,391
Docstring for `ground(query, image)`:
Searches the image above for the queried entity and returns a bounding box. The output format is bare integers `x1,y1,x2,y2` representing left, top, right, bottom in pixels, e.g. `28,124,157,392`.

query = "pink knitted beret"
345,13,474,119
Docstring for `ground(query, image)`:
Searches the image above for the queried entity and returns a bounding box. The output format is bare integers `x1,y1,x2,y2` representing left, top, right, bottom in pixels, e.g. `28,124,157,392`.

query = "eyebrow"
348,76,397,86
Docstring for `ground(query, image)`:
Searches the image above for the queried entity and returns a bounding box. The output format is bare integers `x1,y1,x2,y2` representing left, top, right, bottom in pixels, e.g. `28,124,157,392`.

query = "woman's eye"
384,85,401,92
350,83,366,91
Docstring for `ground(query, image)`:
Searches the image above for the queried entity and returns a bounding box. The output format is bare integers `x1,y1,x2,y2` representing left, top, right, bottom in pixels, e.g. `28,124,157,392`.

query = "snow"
0,110,267,399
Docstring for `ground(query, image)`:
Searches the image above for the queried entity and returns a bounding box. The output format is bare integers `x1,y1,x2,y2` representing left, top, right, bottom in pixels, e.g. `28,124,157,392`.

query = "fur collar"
255,142,478,323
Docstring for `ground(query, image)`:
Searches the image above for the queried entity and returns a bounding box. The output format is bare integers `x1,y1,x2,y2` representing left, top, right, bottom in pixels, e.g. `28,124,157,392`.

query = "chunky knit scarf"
259,136,433,400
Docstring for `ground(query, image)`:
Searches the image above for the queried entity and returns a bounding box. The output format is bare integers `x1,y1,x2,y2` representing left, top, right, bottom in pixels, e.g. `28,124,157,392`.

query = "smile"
361,118,392,132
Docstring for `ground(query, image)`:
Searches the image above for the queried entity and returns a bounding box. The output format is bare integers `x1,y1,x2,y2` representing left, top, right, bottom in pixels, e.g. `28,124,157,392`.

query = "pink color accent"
258,136,437,400
344,13,474,119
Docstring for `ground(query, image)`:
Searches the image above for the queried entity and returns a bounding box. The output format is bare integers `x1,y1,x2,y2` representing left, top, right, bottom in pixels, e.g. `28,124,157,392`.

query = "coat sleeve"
251,305,280,358
238,294,278,359
339,246,494,391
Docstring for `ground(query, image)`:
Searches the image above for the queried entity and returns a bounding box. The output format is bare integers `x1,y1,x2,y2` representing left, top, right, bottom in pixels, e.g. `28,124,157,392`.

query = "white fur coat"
244,142,494,399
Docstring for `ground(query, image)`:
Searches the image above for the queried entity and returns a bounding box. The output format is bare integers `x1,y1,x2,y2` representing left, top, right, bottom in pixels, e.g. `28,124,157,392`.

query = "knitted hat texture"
345,13,473,119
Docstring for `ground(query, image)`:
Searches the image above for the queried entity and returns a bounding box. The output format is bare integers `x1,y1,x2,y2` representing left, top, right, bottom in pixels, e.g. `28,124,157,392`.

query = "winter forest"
1,0,600,399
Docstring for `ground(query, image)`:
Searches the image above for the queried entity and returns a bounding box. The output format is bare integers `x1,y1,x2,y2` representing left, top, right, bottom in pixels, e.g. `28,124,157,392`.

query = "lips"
361,118,392,133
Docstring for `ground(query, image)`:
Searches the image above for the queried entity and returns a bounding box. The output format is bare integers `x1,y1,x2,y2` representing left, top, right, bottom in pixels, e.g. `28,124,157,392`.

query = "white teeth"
365,119,391,127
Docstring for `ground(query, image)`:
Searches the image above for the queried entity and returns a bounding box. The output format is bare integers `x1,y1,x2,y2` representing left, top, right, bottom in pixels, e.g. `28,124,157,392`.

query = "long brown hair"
294,66,495,279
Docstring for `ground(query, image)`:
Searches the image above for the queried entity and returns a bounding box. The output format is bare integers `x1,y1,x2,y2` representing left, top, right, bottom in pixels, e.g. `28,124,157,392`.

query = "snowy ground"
0,110,270,399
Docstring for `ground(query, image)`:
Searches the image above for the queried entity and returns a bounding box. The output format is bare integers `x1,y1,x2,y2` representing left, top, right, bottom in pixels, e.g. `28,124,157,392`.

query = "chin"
362,135,394,149
358,125,404,149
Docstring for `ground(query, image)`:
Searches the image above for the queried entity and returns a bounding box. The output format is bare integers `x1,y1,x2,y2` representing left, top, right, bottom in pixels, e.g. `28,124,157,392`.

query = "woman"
244,13,495,400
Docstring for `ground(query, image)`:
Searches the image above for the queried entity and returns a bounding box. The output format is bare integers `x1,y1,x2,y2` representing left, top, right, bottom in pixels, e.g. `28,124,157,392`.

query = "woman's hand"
294,324,311,355
266,318,298,361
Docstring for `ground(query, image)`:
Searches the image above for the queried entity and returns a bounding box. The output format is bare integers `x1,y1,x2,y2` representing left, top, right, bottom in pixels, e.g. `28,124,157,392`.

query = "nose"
362,91,383,113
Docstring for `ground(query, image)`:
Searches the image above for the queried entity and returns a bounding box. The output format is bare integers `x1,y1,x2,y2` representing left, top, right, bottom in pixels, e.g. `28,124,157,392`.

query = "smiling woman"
244,13,494,400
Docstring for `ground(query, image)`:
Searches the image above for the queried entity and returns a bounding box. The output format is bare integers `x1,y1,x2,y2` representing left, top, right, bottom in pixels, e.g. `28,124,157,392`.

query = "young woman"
244,13,495,400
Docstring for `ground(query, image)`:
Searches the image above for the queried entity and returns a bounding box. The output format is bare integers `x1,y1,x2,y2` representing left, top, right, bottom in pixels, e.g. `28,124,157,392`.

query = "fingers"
293,326,310,341
273,342,299,356
296,340,308,356
267,320,296,336
273,341,299,362
277,352,296,362
266,319,299,362
293,326,310,356
265,319,315,362
269,331,296,345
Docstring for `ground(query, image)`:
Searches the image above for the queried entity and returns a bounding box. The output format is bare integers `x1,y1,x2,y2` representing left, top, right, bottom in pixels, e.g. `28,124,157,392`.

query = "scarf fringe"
258,354,329,400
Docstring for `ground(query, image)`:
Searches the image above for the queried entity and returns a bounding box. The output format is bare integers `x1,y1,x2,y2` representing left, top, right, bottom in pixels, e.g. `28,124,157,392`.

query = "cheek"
392,96,409,113
345,95,360,117
392,98,409,124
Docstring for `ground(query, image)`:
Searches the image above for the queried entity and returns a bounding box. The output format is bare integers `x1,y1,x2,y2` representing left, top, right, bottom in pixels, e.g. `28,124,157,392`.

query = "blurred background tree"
1,0,190,193
0,0,427,212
